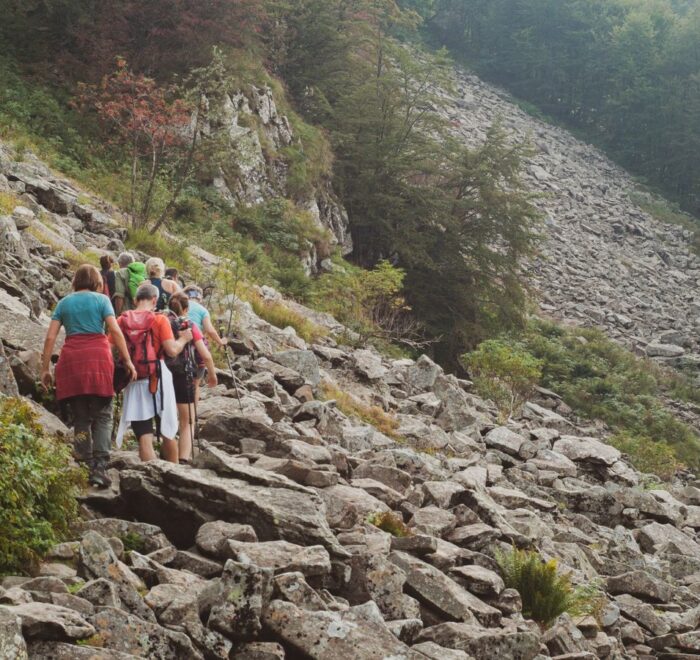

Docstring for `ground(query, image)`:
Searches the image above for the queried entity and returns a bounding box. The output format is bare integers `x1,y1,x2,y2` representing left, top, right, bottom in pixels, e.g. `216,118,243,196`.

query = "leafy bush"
496,547,601,627
125,227,192,272
609,432,683,480
463,339,543,419
0,396,86,574
367,511,413,537
320,382,401,440
121,532,147,554
520,319,700,472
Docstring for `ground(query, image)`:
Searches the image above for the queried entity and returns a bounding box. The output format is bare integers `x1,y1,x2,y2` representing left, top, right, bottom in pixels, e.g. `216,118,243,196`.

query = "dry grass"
320,381,401,440
0,191,20,215
245,290,327,344
367,511,413,537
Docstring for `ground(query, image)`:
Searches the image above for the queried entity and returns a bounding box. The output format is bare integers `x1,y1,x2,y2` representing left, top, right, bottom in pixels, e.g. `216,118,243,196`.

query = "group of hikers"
40,252,229,488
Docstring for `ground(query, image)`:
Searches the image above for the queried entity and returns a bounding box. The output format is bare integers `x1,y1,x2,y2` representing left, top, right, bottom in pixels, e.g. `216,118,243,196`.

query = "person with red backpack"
114,282,192,462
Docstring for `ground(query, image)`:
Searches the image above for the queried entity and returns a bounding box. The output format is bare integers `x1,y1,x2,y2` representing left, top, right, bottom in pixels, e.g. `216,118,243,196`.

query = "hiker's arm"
105,317,137,381
194,339,217,388
40,320,61,391
162,328,193,358
203,315,226,348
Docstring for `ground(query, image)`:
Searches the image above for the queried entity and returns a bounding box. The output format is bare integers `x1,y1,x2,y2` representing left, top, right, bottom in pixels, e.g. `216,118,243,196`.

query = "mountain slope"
433,65,700,368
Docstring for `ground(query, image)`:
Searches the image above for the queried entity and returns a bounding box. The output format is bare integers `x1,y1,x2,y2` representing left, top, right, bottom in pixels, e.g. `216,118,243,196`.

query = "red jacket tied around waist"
55,333,114,401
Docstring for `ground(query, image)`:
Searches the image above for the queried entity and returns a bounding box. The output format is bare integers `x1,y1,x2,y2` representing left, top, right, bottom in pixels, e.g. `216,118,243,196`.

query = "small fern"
495,547,600,627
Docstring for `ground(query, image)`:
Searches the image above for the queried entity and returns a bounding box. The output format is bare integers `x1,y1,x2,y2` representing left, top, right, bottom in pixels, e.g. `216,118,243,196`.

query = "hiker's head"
135,282,159,308
183,285,203,302
169,291,189,316
145,257,165,279
165,268,179,281
72,264,103,292
117,252,134,268
99,254,114,271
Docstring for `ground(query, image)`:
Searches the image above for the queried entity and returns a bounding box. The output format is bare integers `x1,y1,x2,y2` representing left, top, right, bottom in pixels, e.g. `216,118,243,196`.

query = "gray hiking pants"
70,395,113,470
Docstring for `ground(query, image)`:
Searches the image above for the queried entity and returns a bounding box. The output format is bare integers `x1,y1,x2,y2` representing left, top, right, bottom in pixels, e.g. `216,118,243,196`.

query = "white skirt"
116,360,178,447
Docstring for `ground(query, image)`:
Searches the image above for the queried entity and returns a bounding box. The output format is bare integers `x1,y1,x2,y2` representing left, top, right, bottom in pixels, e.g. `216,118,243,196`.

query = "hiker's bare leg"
138,433,157,461
177,403,192,461
161,437,178,463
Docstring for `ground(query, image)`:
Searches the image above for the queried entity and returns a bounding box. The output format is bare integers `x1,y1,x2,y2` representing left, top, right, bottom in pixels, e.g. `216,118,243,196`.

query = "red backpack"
118,311,160,384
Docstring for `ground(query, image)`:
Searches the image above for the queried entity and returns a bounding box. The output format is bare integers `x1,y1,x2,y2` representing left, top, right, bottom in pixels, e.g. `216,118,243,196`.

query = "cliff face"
205,83,352,273
3,131,700,659
430,66,700,376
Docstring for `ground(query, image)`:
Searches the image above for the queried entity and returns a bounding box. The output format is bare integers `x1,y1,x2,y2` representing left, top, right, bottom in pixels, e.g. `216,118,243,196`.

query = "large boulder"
119,459,346,556
416,623,540,660
263,600,411,658
0,607,27,659
90,606,201,659
2,603,94,642
389,551,500,626
271,350,321,387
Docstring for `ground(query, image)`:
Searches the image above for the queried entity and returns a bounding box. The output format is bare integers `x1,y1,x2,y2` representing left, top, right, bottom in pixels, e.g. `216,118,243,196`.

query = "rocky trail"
4,64,700,659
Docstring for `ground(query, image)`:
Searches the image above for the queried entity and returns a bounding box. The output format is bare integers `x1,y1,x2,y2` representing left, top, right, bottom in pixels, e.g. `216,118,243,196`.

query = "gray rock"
449,565,505,598
416,623,540,660
272,350,321,387
352,349,388,381
0,607,27,660
263,599,410,658
78,531,154,622
2,603,94,642
208,560,273,642
409,641,473,659
645,343,685,358
552,436,621,466
273,572,328,611
25,641,138,659
607,570,672,603
615,594,671,636
485,427,527,456
90,606,201,659
637,522,700,557
226,540,331,580
390,551,500,625
196,521,258,557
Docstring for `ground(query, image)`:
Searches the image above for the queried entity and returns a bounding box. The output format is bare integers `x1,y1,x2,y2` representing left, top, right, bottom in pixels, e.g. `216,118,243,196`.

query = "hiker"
166,292,217,463
145,257,180,311
113,252,147,315
40,264,137,488
165,267,185,289
99,254,116,299
114,282,193,463
183,284,228,349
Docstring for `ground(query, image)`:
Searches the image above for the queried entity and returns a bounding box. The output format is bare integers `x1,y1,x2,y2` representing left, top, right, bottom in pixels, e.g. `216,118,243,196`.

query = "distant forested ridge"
415,0,700,216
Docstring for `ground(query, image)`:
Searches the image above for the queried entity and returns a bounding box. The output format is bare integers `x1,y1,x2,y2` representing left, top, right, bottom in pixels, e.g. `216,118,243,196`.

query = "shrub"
121,532,147,554
125,227,192,272
519,318,700,471
320,382,401,440
609,432,683,481
367,511,413,537
496,546,601,627
462,339,543,419
0,396,86,575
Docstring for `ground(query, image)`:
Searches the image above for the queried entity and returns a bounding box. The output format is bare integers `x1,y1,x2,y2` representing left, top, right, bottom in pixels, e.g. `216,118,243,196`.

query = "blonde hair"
145,257,165,279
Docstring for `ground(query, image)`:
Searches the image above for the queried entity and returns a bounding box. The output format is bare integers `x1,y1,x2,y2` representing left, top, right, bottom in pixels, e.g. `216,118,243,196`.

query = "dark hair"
165,268,179,280
168,291,189,316
99,254,114,271
72,264,103,292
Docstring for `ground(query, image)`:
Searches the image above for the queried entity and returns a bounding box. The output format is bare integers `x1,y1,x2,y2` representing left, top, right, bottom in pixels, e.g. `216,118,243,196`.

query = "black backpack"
163,311,195,377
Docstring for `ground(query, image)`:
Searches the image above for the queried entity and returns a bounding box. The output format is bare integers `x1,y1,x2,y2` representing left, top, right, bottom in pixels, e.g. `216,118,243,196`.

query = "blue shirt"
187,300,210,333
51,291,114,336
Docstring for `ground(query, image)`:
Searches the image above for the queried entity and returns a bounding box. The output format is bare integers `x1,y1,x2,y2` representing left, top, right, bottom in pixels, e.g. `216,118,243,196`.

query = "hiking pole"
223,344,244,413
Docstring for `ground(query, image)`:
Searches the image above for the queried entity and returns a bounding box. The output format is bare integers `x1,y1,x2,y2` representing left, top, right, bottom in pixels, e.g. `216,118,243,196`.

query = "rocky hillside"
432,66,700,376
4,137,700,659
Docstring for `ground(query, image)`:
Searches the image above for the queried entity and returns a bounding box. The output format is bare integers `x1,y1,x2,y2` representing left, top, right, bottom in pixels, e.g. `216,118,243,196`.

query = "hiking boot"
89,466,112,489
